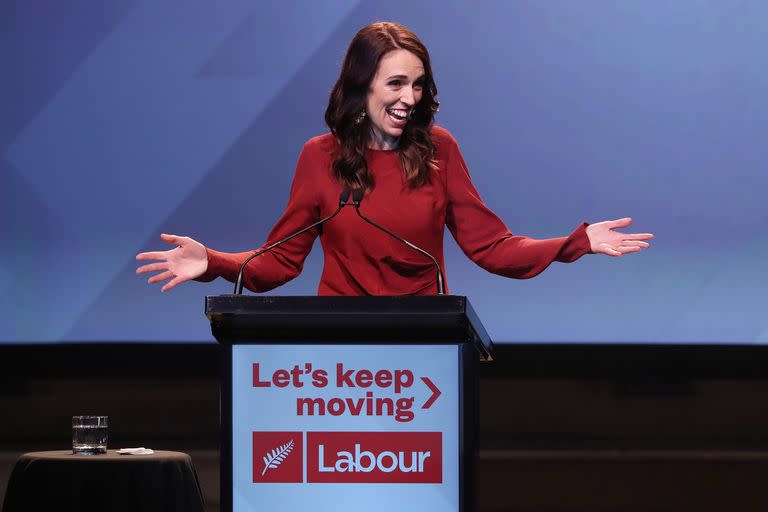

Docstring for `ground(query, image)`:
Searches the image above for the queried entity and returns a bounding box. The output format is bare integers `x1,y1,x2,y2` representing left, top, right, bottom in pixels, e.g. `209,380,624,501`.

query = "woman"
136,22,652,294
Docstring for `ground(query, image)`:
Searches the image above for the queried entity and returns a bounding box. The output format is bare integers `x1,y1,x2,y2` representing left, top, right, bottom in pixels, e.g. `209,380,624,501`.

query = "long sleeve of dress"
443,132,591,279
195,128,591,295
196,141,321,292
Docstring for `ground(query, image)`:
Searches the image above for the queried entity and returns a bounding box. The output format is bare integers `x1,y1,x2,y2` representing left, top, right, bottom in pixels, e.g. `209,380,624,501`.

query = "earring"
355,110,367,125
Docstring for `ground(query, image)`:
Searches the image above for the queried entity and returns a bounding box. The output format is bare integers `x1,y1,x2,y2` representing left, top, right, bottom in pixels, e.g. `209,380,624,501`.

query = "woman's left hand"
586,217,654,256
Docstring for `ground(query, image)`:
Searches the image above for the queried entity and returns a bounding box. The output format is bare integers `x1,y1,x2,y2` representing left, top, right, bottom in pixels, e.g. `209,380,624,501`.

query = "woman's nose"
400,86,415,106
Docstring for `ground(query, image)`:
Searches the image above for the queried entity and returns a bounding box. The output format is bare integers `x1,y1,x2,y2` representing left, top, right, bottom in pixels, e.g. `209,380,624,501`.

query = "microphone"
233,186,358,294
351,188,446,295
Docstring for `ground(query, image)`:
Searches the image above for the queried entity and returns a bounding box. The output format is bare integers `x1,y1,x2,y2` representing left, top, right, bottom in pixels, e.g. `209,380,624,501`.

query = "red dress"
198,126,591,295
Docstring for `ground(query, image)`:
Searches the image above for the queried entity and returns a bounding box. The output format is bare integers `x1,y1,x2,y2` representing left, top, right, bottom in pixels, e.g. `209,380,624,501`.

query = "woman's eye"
388,80,402,87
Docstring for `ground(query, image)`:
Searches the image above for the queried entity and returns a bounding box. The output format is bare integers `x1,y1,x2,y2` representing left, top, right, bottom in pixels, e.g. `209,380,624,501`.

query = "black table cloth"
2,450,204,512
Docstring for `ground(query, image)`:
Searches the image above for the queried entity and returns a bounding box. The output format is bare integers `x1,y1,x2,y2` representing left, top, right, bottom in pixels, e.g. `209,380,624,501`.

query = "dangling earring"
355,110,367,125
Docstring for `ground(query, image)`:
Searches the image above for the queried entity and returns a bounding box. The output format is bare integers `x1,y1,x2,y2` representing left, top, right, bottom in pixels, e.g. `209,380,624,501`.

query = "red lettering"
394,370,414,393
356,369,373,387
336,363,354,388
252,363,271,387
290,365,304,387
273,369,290,387
374,370,392,388
327,398,345,416
345,397,365,416
312,369,328,387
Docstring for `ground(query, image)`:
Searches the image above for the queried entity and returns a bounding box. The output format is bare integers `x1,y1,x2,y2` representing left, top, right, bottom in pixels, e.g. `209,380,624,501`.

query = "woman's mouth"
386,107,410,125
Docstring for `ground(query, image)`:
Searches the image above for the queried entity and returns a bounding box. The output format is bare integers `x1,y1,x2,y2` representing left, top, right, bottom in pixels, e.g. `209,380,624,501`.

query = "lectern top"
205,295,493,361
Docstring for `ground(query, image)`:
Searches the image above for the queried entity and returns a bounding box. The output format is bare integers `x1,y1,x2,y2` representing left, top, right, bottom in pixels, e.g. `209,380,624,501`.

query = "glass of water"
72,416,108,454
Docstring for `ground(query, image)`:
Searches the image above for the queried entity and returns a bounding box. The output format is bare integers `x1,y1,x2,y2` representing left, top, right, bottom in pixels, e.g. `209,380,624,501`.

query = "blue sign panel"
231,344,459,511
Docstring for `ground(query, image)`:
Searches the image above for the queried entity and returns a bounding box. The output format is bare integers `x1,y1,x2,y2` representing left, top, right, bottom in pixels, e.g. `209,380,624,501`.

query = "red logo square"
252,432,303,483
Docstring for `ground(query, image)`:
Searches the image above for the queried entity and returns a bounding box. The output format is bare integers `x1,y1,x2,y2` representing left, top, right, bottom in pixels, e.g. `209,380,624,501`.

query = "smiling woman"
136,21,653,295
324,23,440,192
365,50,424,149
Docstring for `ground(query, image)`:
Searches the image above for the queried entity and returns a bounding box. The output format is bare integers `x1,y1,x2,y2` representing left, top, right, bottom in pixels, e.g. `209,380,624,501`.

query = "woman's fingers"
136,250,170,261
136,262,169,275
161,275,187,292
148,270,174,284
137,234,187,261
598,243,646,256
589,218,654,257
605,217,632,229
624,232,654,240
598,243,622,257
160,233,183,245
620,240,650,248
136,233,206,292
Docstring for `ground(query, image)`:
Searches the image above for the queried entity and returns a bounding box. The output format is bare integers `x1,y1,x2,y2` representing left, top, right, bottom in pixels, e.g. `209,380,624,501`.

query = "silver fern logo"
261,439,295,476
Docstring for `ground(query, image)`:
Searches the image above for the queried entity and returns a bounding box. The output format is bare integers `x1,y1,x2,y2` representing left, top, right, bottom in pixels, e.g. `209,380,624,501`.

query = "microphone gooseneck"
233,186,355,295
351,189,446,295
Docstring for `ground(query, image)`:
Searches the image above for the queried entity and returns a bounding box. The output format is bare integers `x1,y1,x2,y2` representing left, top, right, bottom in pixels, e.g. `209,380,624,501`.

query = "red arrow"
421,377,441,409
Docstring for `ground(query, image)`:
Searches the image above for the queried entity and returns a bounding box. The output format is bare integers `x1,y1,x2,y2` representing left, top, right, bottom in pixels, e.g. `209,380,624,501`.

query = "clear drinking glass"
72,416,108,454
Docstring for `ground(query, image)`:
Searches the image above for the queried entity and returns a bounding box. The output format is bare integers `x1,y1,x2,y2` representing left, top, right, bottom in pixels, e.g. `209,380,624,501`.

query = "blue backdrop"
1,1,766,343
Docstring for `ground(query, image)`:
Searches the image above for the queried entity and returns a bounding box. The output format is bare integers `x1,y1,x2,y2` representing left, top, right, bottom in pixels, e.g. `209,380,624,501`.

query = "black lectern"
206,295,493,512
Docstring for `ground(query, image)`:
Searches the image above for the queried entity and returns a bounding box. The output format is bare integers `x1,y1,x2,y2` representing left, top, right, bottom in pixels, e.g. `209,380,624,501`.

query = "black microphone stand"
233,187,358,295
351,189,446,295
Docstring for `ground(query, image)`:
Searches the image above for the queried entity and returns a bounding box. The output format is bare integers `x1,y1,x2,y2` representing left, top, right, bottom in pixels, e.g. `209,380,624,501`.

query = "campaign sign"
232,344,459,511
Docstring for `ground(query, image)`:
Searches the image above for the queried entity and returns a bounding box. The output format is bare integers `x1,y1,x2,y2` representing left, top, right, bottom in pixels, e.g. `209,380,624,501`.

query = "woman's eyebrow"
385,74,426,81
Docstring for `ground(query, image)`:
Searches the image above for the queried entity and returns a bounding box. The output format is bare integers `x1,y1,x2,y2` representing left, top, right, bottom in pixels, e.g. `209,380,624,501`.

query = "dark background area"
3,343,768,511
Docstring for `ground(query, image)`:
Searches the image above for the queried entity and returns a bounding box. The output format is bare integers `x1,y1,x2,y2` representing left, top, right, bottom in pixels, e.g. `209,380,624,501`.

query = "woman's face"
365,49,425,150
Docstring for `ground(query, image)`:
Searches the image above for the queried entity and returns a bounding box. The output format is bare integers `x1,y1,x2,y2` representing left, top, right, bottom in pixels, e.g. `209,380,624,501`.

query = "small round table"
2,450,204,512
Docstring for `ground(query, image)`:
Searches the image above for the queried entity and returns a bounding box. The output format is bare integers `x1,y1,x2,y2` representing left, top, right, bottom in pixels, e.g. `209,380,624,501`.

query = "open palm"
586,218,654,256
135,233,208,292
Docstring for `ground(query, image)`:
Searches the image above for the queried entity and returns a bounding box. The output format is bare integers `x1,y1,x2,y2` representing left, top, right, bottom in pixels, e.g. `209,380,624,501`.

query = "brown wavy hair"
325,22,440,191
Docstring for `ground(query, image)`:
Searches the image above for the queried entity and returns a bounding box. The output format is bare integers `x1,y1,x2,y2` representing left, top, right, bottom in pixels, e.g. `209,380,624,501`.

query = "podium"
206,295,493,512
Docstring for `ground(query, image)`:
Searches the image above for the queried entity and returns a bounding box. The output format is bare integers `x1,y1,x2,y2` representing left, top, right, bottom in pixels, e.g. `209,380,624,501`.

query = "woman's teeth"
387,108,409,121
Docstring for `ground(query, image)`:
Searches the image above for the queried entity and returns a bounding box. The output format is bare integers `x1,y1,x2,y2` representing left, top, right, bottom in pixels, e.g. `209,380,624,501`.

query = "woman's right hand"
136,233,208,292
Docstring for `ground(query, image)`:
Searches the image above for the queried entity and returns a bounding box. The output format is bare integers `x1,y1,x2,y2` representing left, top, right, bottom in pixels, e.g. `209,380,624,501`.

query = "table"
2,450,204,512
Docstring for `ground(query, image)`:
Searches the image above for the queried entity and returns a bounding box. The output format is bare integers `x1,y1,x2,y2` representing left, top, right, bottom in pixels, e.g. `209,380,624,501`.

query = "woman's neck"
367,129,400,151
